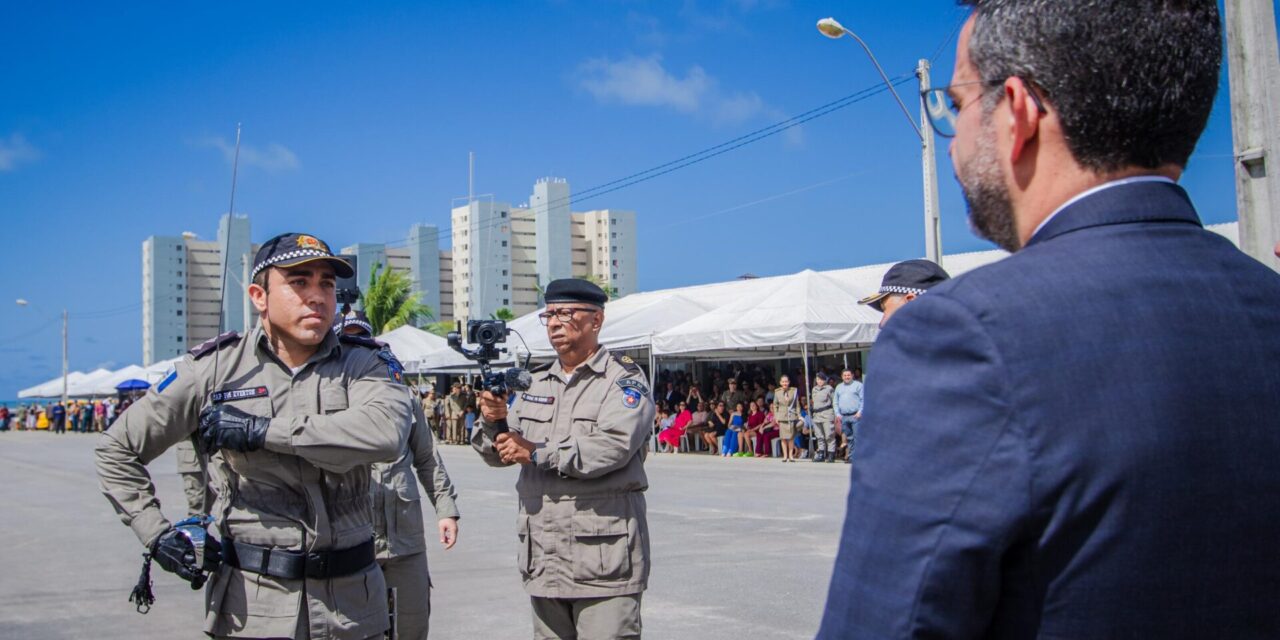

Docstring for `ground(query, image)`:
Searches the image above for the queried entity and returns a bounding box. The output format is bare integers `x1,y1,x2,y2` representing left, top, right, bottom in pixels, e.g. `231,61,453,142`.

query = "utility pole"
61,309,68,409
917,58,943,264
1225,0,1280,271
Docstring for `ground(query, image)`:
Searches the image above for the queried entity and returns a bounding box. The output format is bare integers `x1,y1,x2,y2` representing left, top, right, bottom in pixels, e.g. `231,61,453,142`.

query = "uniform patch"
157,369,178,393
521,393,555,405
377,348,405,384
610,351,642,373
210,386,269,403
295,235,329,252
622,387,642,409
189,331,241,360
616,378,649,396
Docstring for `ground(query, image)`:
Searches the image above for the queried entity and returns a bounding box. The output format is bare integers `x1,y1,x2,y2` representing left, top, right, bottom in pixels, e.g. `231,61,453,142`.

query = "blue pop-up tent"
115,379,150,392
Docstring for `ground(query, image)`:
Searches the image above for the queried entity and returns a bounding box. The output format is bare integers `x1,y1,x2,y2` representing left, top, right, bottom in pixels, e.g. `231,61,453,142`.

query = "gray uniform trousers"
380,552,431,640
531,594,642,640
811,414,836,455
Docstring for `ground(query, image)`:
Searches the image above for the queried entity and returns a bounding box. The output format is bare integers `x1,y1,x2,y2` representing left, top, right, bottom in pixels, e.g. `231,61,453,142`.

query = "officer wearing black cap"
858,259,952,328
335,308,376,337
473,278,655,640
96,231,413,639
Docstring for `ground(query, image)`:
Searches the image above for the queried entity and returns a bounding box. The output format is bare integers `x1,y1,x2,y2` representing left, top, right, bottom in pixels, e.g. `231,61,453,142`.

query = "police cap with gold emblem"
543,278,608,307
250,232,355,281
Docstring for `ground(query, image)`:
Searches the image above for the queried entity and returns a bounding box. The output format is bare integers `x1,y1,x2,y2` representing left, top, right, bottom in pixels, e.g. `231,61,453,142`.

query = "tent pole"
649,338,658,454
802,343,813,460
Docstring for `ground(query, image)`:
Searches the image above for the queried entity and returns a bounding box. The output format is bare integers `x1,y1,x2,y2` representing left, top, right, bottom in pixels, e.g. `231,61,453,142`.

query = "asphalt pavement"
0,432,851,639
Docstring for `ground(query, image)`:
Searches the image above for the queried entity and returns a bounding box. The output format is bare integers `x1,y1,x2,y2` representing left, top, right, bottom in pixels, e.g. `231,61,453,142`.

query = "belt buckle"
307,552,327,577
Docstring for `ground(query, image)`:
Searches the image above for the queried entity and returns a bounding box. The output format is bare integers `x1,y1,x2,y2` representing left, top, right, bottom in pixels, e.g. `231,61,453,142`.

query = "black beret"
543,278,608,306
251,232,355,281
858,259,951,312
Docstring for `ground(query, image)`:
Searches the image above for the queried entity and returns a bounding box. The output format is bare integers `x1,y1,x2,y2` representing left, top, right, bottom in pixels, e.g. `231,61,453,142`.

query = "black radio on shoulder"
447,320,532,434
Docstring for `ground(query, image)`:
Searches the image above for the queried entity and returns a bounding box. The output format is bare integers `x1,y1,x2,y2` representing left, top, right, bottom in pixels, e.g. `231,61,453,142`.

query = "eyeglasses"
537,306,599,326
921,77,1047,138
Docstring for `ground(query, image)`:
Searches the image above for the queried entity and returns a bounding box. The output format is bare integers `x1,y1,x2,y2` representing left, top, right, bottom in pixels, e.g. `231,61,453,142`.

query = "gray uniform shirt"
95,324,411,639
810,384,835,422
371,399,460,560
471,347,656,599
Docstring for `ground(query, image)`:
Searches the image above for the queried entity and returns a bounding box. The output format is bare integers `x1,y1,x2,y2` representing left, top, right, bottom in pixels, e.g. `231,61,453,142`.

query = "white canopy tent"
82,364,150,396
651,269,884,359
18,369,102,399
375,325,481,374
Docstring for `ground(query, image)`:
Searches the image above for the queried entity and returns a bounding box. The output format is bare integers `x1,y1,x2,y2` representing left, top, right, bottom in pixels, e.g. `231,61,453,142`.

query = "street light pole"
917,58,943,264
818,17,944,264
15,299,68,408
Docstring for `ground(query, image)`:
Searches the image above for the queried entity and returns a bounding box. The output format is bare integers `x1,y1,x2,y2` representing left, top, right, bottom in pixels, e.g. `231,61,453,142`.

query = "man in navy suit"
819,1,1280,638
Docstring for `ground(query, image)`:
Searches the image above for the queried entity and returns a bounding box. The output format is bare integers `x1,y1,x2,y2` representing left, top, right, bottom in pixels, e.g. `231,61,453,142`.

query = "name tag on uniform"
210,386,269,403
520,393,555,405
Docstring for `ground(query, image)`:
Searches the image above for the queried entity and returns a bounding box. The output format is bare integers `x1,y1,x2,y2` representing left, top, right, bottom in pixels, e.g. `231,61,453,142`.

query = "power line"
376,72,916,252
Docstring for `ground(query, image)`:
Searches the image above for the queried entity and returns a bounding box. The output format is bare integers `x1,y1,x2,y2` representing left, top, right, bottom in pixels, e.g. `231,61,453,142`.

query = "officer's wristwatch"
530,448,538,465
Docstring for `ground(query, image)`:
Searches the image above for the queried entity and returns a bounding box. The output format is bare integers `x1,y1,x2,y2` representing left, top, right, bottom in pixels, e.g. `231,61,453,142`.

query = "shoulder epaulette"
189,331,241,360
339,334,384,349
609,351,643,374
529,360,555,373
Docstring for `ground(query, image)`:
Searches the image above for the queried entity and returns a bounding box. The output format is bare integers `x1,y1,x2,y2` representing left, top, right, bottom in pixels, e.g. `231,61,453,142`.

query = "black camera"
447,320,531,434
468,319,507,348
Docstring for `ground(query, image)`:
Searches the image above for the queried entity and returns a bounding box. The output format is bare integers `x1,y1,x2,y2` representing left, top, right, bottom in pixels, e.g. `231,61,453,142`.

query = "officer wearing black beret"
473,277,654,639
858,259,951,328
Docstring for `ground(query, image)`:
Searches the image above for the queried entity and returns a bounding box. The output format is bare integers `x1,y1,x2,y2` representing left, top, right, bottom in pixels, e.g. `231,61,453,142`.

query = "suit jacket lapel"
1026,181,1203,249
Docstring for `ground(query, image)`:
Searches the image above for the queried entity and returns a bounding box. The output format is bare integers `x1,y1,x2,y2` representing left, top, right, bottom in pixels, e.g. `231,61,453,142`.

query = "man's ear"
1005,77,1042,166
248,283,268,315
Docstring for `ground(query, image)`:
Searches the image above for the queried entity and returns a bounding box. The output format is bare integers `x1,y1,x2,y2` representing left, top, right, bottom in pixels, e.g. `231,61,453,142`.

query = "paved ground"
0,432,852,639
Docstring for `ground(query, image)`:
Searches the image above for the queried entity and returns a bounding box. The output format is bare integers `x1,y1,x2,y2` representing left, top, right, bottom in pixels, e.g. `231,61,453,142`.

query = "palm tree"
361,262,433,334
424,321,456,337
493,308,516,321
585,274,619,300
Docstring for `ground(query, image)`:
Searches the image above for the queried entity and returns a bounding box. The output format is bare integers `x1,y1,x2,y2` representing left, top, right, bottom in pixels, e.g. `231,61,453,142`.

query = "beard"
957,114,1021,253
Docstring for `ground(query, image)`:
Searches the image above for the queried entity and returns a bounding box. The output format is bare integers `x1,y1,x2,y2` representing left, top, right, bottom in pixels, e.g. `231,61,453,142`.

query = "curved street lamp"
817,16,943,264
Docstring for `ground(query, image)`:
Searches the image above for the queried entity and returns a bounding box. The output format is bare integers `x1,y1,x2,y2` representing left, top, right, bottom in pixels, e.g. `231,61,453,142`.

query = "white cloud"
576,54,780,129
195,136,300,172
0,133,40,172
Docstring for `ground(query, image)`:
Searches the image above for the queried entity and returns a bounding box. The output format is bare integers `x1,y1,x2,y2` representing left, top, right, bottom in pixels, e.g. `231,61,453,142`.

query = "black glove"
199,404,270,453
150,528,203,587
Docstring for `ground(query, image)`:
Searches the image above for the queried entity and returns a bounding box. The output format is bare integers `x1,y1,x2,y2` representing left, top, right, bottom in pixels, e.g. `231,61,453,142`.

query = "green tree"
424,321,456,337
584,274,619,300
493,307,516,321
360,262,433,334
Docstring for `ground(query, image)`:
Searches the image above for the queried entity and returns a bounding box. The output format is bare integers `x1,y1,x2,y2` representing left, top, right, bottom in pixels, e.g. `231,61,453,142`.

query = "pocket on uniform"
320,385,349,414
392,480,425,538
571,513,632,582
516,514,534,577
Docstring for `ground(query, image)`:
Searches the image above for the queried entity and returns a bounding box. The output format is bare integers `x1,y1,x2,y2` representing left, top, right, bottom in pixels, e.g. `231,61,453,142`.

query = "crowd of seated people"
649,362,862,461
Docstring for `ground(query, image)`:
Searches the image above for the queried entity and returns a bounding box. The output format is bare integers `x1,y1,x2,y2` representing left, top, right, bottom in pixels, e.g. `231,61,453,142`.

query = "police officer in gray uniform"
808,372,836,463
96,232,413,639
338,310,460,640
472,278,655,640
174,439,214,517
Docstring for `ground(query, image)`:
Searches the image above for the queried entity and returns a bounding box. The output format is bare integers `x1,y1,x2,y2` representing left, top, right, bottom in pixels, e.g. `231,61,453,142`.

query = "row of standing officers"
94,232,651,639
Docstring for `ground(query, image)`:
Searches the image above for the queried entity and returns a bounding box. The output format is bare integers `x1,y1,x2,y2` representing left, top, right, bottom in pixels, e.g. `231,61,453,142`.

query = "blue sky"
0,1,1263,397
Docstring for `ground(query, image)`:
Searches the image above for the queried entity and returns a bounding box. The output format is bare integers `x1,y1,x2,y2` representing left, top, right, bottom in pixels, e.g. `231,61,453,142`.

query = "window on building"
502,269,508,276
611,218,617,224
612,273,618,280
501,240,507,247
178,257,183,264
501,211,507,218
611,246,617,252
611,233,616,239
177,310,183,316
502,284,508,291
177,297,182,303
612,259,618,266
177,284,184,290
503,299,509,305
177,336,184,342
177,271,183,277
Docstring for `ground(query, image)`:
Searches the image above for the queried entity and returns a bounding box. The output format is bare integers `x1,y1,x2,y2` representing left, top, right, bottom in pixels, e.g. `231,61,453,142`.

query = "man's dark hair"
252,266,271,292
961,0,1221,172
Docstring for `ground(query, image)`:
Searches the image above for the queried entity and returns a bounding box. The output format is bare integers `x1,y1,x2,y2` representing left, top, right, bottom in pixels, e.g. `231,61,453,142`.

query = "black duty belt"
223,538,375,580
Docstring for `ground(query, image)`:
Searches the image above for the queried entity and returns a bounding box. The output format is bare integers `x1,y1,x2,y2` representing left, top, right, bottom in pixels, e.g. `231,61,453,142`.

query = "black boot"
813,450,825,463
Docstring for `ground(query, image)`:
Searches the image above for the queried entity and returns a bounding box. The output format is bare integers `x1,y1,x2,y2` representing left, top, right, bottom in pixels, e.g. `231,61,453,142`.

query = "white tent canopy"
504,291,719,359
651,269,884,359
18,369,101,399
375,325,480,373
83,364,150,396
